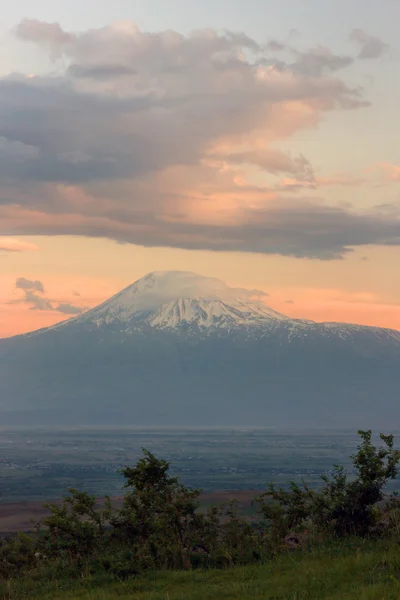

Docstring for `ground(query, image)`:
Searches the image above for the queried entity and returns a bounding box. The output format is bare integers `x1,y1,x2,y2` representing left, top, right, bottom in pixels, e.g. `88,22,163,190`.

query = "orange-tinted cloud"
380,163,400,182
278,173,366,190
0,238,39,252
0,20,373,260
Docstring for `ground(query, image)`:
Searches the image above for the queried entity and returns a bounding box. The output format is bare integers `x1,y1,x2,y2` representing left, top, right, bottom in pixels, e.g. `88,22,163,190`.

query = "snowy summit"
74,271,287,331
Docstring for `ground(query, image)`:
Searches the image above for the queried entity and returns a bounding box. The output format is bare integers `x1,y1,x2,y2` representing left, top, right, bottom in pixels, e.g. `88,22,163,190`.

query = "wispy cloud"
380,163,400,182
0,238,39,253
12,277,86,314
350,29,389,60
16,277,44,293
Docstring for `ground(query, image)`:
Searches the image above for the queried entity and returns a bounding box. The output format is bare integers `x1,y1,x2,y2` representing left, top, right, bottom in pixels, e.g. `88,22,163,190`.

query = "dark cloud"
263,42,354,77
68,64,137,79
290,46,354,77
25,290,53,311
56,303,84,314
4,196,400,260
266,40,286,52
16,277,45,293
350,29,389,60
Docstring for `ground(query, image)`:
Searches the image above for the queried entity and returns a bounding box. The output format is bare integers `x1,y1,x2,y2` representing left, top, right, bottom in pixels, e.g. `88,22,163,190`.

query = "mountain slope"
1,271,400,428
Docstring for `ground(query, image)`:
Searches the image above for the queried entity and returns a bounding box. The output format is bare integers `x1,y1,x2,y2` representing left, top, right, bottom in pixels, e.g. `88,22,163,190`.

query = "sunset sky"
1,0,400,338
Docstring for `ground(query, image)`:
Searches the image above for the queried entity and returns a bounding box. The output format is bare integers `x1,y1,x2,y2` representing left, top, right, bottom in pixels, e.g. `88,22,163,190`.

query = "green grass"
3,538,400,600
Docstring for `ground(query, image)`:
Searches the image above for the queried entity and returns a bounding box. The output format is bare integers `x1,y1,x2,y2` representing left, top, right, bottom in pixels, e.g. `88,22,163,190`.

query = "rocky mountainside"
1,271,400,428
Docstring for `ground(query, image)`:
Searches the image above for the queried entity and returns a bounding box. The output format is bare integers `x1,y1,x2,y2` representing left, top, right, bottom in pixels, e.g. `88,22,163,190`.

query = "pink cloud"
0,20,373,260
0,238,39,252
277,173,366,190
380,163,400,182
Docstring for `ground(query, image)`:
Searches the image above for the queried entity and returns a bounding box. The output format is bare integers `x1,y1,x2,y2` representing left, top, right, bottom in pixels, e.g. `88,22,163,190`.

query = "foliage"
110,449,204,570
38,489,112,560
0,430,399,589
257,430,400,539
0,532,36,578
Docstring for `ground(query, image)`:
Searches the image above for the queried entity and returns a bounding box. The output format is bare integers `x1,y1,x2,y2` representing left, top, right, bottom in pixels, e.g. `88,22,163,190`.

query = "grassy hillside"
3,537,400,600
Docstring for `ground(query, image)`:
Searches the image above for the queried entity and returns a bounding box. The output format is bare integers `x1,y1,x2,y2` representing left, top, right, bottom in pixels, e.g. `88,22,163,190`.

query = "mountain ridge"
5,270,400,341
1,270,400,428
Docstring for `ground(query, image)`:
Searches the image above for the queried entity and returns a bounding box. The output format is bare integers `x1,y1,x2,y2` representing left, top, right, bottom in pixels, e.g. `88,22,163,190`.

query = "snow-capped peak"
145,297,287,329
74,271,288,330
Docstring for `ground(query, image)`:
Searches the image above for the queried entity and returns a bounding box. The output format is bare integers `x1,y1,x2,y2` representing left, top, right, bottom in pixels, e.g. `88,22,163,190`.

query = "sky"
1,0,400,338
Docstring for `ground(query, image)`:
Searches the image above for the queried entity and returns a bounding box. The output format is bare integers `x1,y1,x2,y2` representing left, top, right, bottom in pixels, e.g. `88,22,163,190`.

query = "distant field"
0,428,399,504
0,490,259,533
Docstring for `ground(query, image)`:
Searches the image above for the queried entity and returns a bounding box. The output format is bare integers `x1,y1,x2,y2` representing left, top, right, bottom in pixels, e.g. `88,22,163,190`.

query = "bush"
0,430,399,584
257,430,400,540
38,489,112,561
0,533,36,578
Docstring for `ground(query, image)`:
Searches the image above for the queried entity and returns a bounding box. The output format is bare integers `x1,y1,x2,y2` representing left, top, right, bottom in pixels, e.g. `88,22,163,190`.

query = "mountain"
1,271,400,428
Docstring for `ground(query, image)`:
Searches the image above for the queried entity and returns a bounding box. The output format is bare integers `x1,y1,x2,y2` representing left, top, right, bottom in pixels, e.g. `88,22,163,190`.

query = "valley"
0,427,395,506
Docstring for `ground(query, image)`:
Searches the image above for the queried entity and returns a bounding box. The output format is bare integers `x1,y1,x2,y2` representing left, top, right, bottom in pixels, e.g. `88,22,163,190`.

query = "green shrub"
1,430,399,586
257,430,400,540
0,532,36,578
38,489,112,561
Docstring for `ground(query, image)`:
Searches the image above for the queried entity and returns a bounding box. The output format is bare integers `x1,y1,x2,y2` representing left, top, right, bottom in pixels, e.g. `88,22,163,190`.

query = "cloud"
16,19,73,54
285,300,295,304
56,302,85,314
0,238,39,252
213,150,315,180
125,271,269,311
1,21,365,186
13,277,85,313
16,277,45,293
350,29,389,60
0,20,374,260
290,46,354,77
266,40,286,52
5,194,400,260
24,290,53,311
380,163,400,182
277,172,366,190
262,43,354,77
